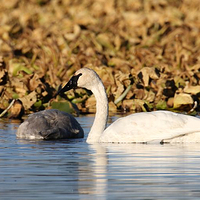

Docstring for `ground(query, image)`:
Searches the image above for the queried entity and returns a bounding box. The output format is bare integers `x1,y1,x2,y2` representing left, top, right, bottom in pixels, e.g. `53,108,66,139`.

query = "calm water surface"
1,114,200,200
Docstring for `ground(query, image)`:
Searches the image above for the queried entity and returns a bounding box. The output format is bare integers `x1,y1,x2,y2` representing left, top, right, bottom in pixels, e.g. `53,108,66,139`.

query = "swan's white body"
63,68,200,144
101,111,200,143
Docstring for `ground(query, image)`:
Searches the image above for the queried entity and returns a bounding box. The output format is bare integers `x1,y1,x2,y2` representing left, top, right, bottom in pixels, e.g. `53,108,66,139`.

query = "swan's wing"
101,111,200,143
17,109,84,139
43,110,84,139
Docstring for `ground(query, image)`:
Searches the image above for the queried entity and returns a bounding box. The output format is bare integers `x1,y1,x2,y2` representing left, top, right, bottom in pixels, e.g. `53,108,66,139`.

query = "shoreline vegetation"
0,0,200,118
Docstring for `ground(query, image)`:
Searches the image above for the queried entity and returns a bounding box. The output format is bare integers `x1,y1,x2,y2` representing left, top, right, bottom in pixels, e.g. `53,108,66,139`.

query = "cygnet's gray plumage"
17,109,84,140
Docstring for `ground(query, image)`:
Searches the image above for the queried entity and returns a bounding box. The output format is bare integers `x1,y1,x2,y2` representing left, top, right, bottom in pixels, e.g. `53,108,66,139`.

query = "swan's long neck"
86,80,108,143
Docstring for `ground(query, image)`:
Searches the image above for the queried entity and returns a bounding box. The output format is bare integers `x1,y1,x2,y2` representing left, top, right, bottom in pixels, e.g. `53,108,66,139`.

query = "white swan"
58,67,200,144
17,109,84,139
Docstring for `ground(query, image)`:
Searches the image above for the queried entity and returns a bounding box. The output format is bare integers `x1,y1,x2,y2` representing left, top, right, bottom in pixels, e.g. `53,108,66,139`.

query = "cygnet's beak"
55,73,82,96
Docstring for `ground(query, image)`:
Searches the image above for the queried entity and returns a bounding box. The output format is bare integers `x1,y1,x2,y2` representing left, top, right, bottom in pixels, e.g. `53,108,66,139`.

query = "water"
1,115,200,200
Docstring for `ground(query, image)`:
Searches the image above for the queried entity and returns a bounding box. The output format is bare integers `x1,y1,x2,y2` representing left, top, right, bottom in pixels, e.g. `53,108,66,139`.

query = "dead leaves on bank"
0,0,200,117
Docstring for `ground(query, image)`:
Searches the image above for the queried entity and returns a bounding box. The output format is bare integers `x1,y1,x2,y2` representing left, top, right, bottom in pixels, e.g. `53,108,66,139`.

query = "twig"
114,84,132,105
0,99,15,118
187,101,197,114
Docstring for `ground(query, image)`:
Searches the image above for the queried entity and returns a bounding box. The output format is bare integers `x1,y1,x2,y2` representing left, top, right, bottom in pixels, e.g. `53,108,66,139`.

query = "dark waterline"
1,115,200,200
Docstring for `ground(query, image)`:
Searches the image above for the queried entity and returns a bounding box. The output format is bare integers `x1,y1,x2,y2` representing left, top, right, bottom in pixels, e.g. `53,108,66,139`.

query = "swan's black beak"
55,73,82,97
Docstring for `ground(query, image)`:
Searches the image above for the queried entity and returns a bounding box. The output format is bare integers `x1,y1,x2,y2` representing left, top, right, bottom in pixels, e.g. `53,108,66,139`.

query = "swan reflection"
83,143,200,199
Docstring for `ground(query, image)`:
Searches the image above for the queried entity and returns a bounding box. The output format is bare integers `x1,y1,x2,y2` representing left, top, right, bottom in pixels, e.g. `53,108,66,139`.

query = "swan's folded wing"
17,109,84,139
100,111,200,143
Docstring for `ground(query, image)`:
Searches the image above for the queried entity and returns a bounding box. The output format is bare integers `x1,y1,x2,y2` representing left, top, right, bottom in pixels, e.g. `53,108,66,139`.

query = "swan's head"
57,68,101,94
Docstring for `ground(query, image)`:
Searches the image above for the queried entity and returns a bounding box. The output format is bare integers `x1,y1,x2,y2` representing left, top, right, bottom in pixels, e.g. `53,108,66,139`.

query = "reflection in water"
83,144,108,200
1,117,200,199
88,143,200,199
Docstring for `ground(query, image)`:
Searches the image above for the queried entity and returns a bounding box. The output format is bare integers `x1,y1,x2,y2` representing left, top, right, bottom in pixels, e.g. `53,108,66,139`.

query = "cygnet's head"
57,68,101,94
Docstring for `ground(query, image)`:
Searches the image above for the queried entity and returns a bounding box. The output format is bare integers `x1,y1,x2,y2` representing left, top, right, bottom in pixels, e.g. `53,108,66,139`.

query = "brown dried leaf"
12,77,28,96
173,93,193,109
133,99,147,112
167,97,174,108
135,89,145,100
8,100,24,118
143,90,155,103
122,100,134,112
85,95,96,113
138,67,159,87
29,73,43,91
108,58,131,73
0,69,8,85
183,84,200,95
19,91,37,110
64,25,81,41
108,101,117,112
112,71,129,99
122,12,146,27
96,33,113,49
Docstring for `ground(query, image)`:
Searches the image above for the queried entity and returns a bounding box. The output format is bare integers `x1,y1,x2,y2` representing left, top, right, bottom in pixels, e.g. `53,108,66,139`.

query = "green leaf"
9,60,33,76
34,100,42,108
156,100,167,110
51,101,73,113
